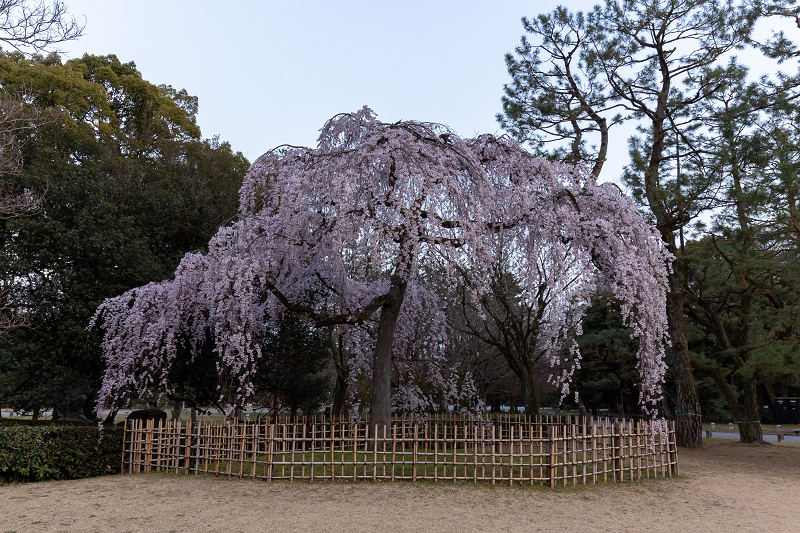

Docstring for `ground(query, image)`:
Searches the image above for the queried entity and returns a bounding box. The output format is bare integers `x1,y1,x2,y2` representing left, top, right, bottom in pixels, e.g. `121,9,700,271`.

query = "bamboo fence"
121,414,678,486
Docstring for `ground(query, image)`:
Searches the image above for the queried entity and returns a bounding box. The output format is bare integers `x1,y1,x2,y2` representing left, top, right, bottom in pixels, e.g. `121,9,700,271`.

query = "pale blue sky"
57,2,605,160
58,1,793,184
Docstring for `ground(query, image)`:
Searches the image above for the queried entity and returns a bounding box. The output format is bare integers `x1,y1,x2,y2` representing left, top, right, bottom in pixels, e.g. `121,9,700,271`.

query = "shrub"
0,424,123,484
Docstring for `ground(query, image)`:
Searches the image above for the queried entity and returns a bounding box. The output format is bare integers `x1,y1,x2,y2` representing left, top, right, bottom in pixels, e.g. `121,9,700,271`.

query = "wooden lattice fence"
121,415,678,486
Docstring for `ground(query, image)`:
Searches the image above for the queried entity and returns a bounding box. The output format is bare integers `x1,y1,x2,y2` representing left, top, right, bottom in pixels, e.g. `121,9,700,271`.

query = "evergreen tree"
254,313,331,416
0,52,248,419
501,0,765,446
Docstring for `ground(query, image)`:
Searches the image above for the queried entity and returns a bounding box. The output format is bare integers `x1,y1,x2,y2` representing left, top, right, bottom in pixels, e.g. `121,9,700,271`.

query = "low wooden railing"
122,415,678,486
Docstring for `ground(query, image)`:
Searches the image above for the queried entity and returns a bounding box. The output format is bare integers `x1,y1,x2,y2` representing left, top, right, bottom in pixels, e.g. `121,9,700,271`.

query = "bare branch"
0,0,84,54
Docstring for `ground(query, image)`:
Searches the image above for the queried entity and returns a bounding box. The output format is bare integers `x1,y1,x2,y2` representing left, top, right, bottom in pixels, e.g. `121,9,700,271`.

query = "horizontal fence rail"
122,415,678,486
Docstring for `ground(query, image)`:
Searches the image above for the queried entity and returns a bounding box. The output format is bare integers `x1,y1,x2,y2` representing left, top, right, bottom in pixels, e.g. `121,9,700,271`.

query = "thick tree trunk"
522,371,540,417
639,45,702,448
332,373,349,417
576,395,590,418
332,334,349,417
763,383,776,409
103,409,118,426
667,276,703,448
370,276,407,432
171,401,183,420
739,377,763,443
692,357,763,443
696,358,744,427
491,397,502,413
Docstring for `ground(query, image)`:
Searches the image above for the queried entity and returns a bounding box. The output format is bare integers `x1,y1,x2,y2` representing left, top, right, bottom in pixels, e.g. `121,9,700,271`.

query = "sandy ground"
1,440,799,533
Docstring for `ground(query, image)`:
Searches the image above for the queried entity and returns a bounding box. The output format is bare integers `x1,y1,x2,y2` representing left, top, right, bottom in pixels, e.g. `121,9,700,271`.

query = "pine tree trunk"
667,275,703,448
370,276,407,433
692,356,765,443
739,377,763,443
639,52,703,448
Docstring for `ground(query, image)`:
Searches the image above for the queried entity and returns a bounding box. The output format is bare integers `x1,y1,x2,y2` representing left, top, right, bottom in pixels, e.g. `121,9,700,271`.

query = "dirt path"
1,440,799,533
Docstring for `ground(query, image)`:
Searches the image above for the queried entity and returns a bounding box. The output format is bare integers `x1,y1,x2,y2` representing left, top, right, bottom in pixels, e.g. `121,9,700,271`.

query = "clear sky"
57,1,793,183
57,1,605,162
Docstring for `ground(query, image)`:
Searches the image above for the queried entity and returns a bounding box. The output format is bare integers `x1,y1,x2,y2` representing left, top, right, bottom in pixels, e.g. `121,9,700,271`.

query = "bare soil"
1,439,798,533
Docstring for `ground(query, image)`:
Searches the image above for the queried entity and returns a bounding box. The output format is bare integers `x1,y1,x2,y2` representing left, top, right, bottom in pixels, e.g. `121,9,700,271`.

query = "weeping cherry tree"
93,108,671,429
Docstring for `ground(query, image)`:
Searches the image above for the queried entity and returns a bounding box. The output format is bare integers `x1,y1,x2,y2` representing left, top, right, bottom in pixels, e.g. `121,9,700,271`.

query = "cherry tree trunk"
103,409,118,426
332,371,349,418
171,401,182,420
522,371,540,418
370,276,407,432
332,335,350,417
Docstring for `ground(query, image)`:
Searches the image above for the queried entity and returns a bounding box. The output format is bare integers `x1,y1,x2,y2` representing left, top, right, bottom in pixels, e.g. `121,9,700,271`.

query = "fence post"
145,419,154,472
121,418,128,474
184,421,192,474
155,419,163,472
267,424,274,482
590,421,597,484
174,419,181,473
670,420,679,477
549,425,557,488
412,422,418,482
613,424,621,482
509,424,514,487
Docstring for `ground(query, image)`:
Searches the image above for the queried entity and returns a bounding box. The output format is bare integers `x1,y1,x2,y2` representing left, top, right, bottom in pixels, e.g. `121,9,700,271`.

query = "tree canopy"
500,0,800,443
93,108,671,427
0,52,248,419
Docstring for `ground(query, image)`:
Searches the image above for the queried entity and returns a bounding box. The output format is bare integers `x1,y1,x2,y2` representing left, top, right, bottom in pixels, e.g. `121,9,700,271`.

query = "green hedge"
0,425,123,484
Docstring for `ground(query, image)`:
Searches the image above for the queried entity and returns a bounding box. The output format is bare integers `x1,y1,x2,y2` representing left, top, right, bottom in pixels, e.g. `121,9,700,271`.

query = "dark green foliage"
0,424,123,484
576,297,641,416
0,52,248,417
254,313,331,415
166,335,223,412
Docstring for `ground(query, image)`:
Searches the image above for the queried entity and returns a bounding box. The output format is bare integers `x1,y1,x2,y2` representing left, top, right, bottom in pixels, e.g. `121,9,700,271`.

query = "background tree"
576,296,643,417
678,64,800,441
0,53,248,420
0,0,83,341
0,0,82,54
499,7,619,179
501,0,764,446
445,284,521,412
452,244,581,417
253,312,331,416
